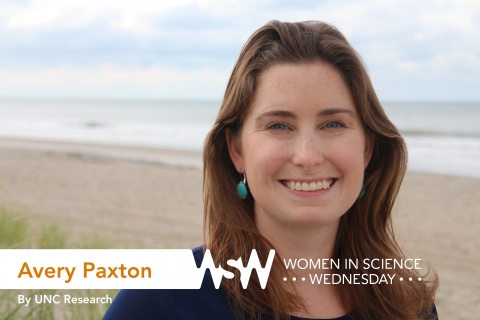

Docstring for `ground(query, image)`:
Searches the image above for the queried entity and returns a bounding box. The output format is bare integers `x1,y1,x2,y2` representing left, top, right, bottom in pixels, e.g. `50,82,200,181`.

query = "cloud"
2,0,246,33
0,0,479,100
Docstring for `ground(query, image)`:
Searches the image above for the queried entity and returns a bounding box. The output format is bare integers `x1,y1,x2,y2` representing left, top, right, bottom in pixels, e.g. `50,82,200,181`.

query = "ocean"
0,99,479,178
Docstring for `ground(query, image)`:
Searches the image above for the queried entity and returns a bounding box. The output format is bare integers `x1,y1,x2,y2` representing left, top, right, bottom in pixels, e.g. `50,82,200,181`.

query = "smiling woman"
104,21,438,320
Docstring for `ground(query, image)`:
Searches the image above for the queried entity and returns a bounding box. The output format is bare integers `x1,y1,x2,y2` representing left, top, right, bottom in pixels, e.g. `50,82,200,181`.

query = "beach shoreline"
0,136,479,319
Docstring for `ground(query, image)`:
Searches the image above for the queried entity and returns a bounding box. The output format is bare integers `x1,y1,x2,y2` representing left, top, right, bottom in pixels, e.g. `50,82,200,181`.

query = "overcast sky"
0,0,479,101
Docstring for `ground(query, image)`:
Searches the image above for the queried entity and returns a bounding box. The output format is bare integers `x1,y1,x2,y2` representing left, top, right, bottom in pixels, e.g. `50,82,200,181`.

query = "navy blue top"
103,246,436,320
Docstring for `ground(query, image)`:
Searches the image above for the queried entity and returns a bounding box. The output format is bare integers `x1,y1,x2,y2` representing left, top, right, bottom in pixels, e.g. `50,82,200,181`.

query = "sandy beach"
0,137,478,319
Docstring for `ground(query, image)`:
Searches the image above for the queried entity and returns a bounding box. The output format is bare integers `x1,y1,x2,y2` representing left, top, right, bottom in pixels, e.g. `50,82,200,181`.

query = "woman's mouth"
281,179,336,191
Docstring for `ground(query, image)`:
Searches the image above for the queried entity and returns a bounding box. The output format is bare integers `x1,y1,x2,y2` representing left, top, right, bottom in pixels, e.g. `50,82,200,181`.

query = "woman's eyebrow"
255,108,356,123
317,108,356,118
255,110,296,123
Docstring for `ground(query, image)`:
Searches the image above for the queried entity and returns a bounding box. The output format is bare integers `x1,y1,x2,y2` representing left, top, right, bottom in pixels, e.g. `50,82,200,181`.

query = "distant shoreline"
0,136,203,169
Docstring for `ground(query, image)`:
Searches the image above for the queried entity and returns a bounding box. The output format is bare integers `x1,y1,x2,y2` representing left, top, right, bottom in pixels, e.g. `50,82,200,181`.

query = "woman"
104,21,438,320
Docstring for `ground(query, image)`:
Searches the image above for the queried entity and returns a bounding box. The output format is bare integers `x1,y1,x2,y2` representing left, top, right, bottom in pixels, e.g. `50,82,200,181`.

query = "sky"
0,0,479,102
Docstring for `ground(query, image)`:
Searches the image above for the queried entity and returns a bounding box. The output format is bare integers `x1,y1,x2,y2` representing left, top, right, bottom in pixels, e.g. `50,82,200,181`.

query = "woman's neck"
255,213,346,318
255,212,339,261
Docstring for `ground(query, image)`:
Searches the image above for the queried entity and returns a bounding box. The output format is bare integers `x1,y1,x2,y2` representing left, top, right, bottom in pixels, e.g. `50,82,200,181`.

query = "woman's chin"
282,212,341,229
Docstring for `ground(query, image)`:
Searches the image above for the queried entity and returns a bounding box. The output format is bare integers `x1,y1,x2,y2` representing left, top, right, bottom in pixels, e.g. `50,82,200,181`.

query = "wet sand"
0,137,478,319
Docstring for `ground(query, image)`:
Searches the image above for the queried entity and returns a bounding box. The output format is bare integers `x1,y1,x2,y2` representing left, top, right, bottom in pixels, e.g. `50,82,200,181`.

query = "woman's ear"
226,128,245,172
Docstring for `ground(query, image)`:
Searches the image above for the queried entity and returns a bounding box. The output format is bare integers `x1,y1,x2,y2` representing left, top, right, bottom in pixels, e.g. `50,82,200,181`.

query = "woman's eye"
325,121,343,129
269,123,288,130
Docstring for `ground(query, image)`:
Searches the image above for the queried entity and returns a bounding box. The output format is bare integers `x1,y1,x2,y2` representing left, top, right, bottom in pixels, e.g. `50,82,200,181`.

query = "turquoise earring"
359,183,366,198
237,173,248,199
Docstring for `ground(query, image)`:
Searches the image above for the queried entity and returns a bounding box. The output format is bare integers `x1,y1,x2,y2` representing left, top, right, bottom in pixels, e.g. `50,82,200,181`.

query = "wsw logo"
200,249,275,289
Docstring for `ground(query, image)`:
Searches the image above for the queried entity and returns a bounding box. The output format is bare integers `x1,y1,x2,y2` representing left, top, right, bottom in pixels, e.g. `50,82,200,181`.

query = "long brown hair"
203,20,438,320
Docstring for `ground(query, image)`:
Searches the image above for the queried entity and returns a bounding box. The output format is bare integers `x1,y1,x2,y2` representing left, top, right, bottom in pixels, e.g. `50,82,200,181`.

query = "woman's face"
227,62,372,231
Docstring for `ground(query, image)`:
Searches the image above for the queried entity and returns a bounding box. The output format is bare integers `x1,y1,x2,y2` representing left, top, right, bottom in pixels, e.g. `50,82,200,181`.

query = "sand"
0,137,478,319
0,137,204,249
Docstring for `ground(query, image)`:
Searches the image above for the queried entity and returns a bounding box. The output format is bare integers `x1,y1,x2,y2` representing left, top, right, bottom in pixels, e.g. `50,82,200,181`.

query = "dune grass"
0,206,121,320
0,206,32,249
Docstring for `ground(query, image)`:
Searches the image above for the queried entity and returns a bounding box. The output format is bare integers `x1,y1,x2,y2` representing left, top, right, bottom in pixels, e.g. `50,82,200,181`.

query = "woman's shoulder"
102,288,176,319
103,245,236,320
192,245,204,266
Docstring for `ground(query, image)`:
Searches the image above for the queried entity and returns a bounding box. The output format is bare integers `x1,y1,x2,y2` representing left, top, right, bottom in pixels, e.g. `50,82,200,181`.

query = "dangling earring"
359,183,366,198
237,173,248,199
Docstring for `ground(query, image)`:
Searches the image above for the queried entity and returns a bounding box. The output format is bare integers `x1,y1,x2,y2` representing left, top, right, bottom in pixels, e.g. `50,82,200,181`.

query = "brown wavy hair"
203,20,438,320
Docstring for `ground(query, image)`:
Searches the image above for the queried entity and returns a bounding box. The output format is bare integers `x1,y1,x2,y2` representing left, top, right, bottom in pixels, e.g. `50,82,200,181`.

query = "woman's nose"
291,133,324,171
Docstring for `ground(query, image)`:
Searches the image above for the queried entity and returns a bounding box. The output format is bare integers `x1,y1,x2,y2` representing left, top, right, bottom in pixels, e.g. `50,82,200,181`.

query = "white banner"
0,249,275,289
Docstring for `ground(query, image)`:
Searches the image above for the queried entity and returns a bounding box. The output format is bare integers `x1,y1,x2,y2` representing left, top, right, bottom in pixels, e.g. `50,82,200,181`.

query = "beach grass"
0,205,119,319
0,206,31,249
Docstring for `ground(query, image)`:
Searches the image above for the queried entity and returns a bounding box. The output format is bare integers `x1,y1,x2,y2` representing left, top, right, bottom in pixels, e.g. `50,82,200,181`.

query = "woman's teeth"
283,179,334,191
